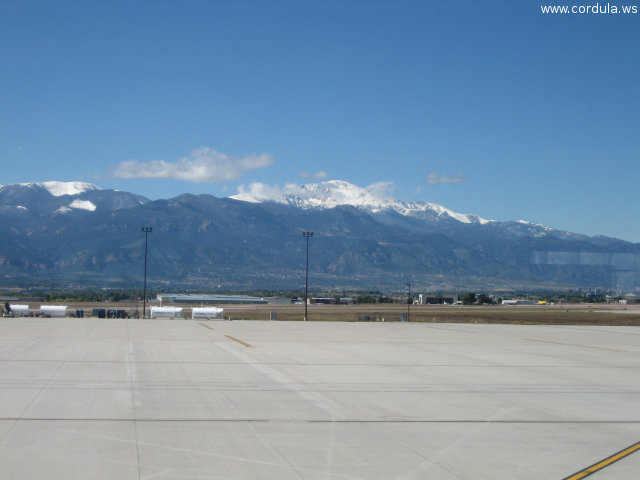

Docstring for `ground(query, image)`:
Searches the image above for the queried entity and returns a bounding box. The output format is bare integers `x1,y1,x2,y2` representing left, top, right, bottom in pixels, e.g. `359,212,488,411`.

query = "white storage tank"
40,305,67,317
150,306,183,319
9,304,29,316
192,307,224,320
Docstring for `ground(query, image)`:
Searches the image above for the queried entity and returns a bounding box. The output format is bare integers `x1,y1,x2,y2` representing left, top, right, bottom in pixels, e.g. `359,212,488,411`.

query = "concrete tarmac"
0,318,638,479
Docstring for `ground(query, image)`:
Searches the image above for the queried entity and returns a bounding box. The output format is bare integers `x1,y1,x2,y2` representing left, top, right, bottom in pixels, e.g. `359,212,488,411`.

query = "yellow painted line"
526,339,625,352
224,335,253,348
199,322,213,330
563,441,640,480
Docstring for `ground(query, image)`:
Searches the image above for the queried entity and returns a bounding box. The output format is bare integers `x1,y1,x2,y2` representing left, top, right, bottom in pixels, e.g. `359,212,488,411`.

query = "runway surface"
0,318,638,479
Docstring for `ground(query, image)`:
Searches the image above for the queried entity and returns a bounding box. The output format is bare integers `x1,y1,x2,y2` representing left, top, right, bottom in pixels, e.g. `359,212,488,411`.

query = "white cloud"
426,172,465,184
365,181,396,201
112,147,274,183
300,170,328,179
233,181,306,202
233,182,285,202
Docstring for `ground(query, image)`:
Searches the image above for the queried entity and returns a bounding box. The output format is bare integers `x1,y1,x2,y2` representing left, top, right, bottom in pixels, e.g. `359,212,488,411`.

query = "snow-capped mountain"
230,180,583,240
232,180,493,225
0,181,148,215
1,180,637,290
17,181,101,197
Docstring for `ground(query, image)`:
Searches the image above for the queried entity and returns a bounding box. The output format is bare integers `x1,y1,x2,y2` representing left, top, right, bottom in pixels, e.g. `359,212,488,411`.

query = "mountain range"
1,180,638,292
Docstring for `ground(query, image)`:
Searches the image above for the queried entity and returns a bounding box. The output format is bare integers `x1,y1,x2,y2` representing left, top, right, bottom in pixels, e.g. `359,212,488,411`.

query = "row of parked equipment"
3,303,69,317
3,303,225,320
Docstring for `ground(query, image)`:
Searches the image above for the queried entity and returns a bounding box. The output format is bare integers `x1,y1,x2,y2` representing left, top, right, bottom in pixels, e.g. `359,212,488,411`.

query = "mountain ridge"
0,181,638,291
231,179,494,225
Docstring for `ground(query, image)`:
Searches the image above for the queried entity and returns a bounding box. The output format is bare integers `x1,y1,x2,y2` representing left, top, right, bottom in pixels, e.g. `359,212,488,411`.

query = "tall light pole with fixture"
303,231,314,321
406,282,411,322
141,227,152,318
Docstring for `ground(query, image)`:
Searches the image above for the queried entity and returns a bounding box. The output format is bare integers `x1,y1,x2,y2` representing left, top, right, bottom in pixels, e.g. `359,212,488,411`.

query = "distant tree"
356,295,375,304
477,294,494,305
461,292,476,305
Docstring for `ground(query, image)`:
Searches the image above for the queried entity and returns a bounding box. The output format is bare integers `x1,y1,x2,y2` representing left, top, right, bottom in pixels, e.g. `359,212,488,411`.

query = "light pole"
303,231,314,321
406,282,411,322
141,227,152,318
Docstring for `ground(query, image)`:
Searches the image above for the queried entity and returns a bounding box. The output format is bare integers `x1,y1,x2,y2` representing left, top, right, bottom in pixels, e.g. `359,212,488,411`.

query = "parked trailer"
150,306,183,319
40,305,67,318
3,304,29,317
192,307,224,320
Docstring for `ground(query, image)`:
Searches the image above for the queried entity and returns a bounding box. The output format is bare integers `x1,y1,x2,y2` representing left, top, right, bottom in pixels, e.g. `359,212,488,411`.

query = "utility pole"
406,282,411,322
142,227,152,318
303,231,314,321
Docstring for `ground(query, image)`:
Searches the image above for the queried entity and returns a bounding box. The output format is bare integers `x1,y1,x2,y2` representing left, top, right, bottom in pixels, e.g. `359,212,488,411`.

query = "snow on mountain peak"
19,181,100,197
231,180,492,225
232,180,398,210
516,219,553,231
69,199,97,211
54,200,97,214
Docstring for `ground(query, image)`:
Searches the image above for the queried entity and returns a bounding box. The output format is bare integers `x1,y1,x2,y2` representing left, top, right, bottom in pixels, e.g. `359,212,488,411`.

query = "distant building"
308,297,332,305
418,294,459,305
264,297,296,305
307,297,354,305
157,293,268,305
502,299,538,306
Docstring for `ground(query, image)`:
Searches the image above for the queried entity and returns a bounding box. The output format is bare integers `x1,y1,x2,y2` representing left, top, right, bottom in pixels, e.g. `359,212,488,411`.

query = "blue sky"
1,0,638,241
